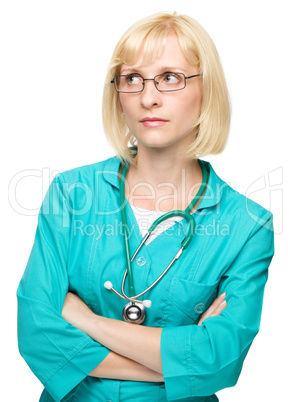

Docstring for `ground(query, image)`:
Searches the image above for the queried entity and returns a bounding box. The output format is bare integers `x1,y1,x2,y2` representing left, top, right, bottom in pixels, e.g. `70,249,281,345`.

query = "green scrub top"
17,154,275,402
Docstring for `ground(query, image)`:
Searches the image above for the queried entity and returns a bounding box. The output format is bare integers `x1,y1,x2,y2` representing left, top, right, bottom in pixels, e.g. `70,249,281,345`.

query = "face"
118,34,202,152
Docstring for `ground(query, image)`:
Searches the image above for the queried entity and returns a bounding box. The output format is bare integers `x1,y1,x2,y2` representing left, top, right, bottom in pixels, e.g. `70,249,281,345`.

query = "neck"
125,144,204,212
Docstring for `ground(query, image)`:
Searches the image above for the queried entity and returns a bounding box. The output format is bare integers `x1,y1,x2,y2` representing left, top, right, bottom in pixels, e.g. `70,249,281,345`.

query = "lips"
140,117,168,122
139,117,169,127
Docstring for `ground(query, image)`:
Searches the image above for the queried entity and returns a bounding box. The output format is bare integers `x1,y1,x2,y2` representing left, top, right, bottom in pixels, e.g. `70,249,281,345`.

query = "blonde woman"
17,12,274,402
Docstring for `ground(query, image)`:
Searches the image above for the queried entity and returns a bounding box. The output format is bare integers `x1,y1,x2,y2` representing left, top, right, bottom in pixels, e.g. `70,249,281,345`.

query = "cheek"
119,96,139,134
119,95,134,117
119,95,125,113
188,87,202,110
176,91,202,123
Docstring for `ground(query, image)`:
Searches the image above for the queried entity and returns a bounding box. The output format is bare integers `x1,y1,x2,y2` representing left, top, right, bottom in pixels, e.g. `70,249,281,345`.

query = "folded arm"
61,288,228,377
89,351,164,382
61,292,163,374
62,211,274,400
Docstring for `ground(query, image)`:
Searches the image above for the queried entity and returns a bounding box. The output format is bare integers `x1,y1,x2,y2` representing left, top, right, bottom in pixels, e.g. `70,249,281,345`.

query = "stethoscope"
104,153,208,324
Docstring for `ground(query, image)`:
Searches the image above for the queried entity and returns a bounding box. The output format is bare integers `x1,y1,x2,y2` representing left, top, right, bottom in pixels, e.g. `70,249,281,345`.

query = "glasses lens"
116,75,143,92
155,73,185,91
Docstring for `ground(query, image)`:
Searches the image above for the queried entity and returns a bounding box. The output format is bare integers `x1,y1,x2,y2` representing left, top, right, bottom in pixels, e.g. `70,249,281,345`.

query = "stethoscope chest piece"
122,302,146,324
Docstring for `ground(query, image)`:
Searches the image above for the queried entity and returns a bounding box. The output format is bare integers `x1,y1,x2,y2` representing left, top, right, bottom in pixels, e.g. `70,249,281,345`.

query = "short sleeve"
17,174,110,402
160,211,274,400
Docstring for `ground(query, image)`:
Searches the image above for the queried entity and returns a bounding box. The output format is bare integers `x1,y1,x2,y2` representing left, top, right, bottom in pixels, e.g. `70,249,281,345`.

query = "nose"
140,79,161,109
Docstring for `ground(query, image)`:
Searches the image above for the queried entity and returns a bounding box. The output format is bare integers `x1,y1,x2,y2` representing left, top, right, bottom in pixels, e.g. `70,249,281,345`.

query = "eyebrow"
120,66,188,74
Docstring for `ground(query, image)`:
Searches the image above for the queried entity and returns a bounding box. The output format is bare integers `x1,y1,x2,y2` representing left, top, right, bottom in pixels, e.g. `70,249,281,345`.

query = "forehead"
120,34,193,73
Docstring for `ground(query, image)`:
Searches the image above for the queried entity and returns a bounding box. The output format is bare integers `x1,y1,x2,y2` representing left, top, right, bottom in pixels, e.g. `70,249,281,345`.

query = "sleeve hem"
161,326,195,400
44,338,110,402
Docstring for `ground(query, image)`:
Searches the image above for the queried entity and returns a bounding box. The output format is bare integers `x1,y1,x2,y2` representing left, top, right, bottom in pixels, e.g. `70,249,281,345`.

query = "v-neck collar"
103,154,226,212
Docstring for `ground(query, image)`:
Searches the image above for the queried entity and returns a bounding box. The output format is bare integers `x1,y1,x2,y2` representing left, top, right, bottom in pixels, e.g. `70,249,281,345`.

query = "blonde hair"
102,11,231,166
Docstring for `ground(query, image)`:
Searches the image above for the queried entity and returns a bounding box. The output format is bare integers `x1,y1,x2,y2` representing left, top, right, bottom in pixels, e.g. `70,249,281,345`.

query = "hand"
197,292,227,326
61,292,96,331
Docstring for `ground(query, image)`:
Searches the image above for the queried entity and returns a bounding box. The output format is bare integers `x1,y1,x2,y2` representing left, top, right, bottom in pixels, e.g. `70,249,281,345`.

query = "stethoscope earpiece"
104,281,113,290
142,300,152,308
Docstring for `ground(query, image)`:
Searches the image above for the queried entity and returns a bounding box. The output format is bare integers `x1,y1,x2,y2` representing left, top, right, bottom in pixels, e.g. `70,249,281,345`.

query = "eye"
162,73,181,84
126,74,143,85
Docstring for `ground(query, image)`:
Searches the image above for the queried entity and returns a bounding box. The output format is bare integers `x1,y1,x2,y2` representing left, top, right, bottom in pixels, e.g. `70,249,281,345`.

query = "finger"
197,297,227,326
211,300,227,316
201,292,226,318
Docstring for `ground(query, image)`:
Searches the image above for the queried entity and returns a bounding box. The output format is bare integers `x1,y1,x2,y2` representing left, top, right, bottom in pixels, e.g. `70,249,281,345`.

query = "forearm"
86,315,163,374
61,293,163,374
90,351,164,382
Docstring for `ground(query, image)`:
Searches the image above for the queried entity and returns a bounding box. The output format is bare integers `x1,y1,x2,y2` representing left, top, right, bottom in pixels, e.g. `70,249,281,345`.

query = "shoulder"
203,160,273,237
54,155,117,185
47,155,120,208
223,182,272,230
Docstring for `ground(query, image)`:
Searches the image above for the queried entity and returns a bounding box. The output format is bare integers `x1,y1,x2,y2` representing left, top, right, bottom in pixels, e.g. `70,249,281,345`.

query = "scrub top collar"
103,154,227,212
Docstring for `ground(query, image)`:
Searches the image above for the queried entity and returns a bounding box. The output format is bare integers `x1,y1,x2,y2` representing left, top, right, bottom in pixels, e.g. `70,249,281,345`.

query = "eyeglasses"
110,72,202,93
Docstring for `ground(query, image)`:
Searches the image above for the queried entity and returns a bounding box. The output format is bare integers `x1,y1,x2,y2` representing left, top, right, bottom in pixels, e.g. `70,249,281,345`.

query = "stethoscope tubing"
119,163,135,297
104,153,209,323
120,157,208,299
121,243,184,300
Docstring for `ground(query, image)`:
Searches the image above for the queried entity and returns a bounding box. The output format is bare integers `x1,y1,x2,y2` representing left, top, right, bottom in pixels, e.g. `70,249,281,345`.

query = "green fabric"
17,155,274,401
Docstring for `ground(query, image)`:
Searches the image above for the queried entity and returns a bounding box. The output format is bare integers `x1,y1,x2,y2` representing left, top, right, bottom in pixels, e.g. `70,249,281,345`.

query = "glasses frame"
110,72,202,93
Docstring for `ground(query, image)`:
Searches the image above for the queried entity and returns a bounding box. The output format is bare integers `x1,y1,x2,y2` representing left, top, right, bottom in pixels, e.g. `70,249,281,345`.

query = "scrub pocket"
162,277,220,326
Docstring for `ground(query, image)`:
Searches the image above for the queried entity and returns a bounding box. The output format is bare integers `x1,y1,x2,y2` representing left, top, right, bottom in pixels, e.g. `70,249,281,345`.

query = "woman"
17,11,275,402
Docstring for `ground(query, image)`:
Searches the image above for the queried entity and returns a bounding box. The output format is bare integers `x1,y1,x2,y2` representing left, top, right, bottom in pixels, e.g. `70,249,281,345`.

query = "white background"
1,0,289,400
